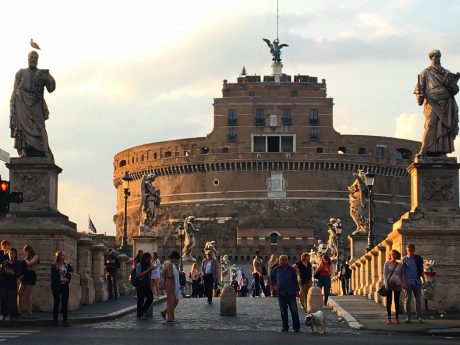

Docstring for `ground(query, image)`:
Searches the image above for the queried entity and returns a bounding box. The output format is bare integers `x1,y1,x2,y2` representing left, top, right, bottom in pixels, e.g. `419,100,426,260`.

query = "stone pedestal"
271,62,283,82
0,157,81,311
116,254,130,296
220,284,236,316
92,243,108,302
132,236,159,257
77,238,95,305
348,233,368,264
307,286,323,313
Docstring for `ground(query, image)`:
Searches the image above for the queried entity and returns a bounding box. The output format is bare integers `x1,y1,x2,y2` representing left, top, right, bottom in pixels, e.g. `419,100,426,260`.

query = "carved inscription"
422,175,454,201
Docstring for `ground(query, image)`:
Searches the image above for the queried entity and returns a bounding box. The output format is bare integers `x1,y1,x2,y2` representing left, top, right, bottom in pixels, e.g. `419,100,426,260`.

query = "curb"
328,297,364,330
0,296,166,328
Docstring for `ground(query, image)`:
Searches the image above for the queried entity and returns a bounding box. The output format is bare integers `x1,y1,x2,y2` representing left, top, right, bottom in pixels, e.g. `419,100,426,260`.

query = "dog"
305,310,326,334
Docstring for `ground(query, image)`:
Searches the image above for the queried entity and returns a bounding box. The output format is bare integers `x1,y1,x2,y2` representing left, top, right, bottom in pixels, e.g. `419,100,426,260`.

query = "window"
376,146,385,157
164,151,172,158
252,135,295,153
310,128,319,140
290,90,298,97
228,109,237,125
310,109,319,125
249,91,256,97
281,136,294,152
119,160,126,168
282,109,292,126
153,152,157,159
267,136,280,152
395,148,412,160
338,147,346,154
270,233,279,245
316,147,323,153
255,109,265,126
358,147,366,154
228,128,236,141
253,136,265,152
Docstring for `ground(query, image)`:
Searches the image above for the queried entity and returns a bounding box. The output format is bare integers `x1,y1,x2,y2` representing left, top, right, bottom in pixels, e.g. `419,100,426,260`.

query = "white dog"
305,310,326,334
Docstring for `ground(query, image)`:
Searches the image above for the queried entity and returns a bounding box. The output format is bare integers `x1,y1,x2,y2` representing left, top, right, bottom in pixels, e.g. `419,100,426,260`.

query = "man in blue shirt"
401,244,424,323
270,255,300,332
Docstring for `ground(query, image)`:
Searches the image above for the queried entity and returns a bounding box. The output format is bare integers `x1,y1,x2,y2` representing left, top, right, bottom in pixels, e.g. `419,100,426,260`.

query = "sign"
0,149,10,163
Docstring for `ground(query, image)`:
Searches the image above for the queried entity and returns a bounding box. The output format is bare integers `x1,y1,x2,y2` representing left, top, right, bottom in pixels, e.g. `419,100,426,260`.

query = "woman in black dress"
18,244,39,316
51,251,73,327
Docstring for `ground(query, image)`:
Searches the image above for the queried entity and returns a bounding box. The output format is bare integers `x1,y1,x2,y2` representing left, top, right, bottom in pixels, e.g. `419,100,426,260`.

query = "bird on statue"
30,38,41,50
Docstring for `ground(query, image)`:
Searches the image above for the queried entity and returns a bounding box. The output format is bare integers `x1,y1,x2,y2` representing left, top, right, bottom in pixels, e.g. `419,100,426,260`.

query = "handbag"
378,263,398,297
313,270,320,279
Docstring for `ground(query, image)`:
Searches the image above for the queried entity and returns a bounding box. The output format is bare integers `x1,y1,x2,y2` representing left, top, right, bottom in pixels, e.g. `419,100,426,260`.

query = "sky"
1,0,459,236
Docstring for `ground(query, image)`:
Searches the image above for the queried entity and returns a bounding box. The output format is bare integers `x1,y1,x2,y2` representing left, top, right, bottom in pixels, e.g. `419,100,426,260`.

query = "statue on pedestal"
262,38,288,64
182,216,199,261
327,218,342,260
414,49,459,157
220,255,231,284
10,51,55,159
139,173,160,232
348,170,368,235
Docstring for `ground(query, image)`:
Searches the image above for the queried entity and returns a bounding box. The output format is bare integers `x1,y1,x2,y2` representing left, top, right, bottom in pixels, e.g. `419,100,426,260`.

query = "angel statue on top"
262,38,289,64
139,173,161,231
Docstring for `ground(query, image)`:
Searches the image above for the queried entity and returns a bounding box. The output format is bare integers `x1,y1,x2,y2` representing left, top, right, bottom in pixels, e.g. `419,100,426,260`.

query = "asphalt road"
2,328,458,345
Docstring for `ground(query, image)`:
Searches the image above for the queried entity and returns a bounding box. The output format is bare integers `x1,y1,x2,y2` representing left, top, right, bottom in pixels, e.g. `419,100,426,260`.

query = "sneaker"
166,320,176,323
281,328,289,332
395,319,400,324
404,317,411,324
385,319,392,324
417,317,423,323
140,315,147,320
208,301,212,305
4,316,10,321
0,315,4,321
294,329,300,333
160,311,166,320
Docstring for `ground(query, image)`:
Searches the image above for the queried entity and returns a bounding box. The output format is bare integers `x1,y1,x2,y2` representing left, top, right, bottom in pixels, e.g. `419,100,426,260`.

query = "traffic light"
0,180,10,216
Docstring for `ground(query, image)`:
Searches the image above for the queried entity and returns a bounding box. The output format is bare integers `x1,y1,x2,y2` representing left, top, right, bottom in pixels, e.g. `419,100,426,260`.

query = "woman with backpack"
136,252,154,319
51,251,73,327
160,251,181,322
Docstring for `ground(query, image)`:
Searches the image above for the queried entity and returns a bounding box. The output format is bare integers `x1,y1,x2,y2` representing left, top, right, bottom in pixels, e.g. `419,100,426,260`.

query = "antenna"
276,0,279,40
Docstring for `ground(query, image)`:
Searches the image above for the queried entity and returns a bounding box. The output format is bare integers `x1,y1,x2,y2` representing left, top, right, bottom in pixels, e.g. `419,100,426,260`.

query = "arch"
119,160,126,168
395,148,412,160
269,232,280,245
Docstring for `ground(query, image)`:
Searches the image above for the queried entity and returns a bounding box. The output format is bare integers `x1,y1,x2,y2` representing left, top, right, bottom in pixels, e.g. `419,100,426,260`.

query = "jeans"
136,283,153,318
204,274,214,303
191,280,200,298
107,273,118,299
52,284,69,321
341,276,350,295
1,287,18,317
405,284,422,318
277,293,300,331
317,275,331,305
252,273,260,296
386,288,401,319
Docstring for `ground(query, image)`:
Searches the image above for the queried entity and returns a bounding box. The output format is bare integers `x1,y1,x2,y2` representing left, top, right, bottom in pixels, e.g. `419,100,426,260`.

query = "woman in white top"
150,252,161,297
383,249,403,324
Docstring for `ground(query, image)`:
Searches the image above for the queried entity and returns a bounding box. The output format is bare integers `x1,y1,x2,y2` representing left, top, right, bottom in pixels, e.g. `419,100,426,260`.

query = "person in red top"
316,255,332,306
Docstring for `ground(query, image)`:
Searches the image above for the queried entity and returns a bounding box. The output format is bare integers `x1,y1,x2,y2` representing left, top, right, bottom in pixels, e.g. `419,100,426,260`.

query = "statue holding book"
414,49,460,156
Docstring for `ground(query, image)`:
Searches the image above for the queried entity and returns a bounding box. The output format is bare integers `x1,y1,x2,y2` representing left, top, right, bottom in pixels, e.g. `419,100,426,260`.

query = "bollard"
307,286,323,313
220,285,236,316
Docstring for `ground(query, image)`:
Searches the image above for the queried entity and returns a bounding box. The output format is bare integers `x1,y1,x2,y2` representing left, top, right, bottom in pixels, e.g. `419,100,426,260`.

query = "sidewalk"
0,295,166,328
329,295,460,335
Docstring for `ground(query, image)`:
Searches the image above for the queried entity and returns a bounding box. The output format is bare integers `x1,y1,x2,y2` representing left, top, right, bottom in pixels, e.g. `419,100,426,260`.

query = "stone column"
363,254,372,296
92,244,108,302
350,265,358,294
369,249,379,300
355,261,363,295
77,238,95,305
116,254,130,296
374,244,387,303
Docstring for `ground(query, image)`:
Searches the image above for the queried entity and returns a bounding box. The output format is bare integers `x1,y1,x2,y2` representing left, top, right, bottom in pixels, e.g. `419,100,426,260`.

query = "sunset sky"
1,0,459,236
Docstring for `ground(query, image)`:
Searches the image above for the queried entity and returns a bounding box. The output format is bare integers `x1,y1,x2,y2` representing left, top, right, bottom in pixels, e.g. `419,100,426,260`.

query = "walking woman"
383,249,403,324
150,252,161,297
268,254,279,297
18,244,39,316
189,262,200,298
160,251,181,322
0,248,21,320
316,255,333,306
136,252,154,319
51,251,73,327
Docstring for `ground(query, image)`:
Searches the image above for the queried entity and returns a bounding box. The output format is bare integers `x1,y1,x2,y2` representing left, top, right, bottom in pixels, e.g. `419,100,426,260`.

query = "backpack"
261,262,268,276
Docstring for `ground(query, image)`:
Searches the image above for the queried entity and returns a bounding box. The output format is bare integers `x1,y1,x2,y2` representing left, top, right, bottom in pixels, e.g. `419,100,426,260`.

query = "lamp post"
335,219,343,272
119,171,133,257
177,223,185,271
364,171,375,252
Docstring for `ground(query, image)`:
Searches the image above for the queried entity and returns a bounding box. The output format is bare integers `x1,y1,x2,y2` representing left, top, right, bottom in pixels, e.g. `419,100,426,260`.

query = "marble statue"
414,49,460,156
327,218,342,260
10,51,55,159
262,38,288,64
182,216,199,261
140,173,160,230
220,254,231,283
204,241,218,260
316,240,328,257
348,170,368,235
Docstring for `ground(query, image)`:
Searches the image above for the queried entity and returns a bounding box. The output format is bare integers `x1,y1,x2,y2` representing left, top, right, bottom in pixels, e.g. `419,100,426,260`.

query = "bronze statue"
182,216,199,261
262,38,288,64
10,51,55,158
140,173,161,229
414,49,460,156
348,170,368,235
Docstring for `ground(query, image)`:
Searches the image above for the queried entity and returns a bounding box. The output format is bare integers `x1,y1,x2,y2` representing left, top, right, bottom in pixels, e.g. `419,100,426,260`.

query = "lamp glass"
365,172,375,187
122,172,131,189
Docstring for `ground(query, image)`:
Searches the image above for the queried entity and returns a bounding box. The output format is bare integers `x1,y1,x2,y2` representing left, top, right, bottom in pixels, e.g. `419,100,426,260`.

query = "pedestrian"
160,251,181,322
51,251,73,327
339,260,352,295
293,252,312,311
402,244,424,323
18,244,39,317
189,262,200,298
383,249,403,324
268,254,279,297
316,255,332,306
136,252,154,320
231,275,239,293
252,250,268,297
0,241,11,261
239,273,249,297
179,270,187,297
132,250,143,297
1,248,21,321
105,250,120,300
201,250,219,304
270,255,300,333
150,252,161,297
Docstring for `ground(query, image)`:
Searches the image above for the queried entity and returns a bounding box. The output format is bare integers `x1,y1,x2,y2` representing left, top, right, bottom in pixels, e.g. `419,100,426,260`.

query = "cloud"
394,113,423,141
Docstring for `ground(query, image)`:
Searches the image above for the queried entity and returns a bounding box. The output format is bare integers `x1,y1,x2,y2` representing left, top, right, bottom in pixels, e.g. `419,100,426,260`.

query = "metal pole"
336,234,340,272
120,188,131,256
367,187,373,251
179,232,184,272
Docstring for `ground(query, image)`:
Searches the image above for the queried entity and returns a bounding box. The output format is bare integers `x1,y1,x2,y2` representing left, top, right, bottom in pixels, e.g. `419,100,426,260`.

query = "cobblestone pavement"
78,296,356,334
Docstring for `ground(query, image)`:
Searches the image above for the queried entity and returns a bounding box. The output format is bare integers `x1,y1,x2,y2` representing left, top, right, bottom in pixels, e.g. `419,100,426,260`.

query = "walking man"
339,260,352,295
252,251,268,297
402,244,424,323
270,255,300,332
105,250,120,300
293,252,312,310
201,250,219,304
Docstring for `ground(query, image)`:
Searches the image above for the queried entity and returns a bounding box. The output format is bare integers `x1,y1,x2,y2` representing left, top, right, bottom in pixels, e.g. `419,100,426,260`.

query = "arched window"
119,160,126,168
395,148,412,160
270,233,279,245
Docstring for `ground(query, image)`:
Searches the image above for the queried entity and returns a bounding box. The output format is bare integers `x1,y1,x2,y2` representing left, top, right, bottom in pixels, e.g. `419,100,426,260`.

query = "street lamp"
177,223,185,271
119,171,133,256
335,219,343,272
364,171,375,252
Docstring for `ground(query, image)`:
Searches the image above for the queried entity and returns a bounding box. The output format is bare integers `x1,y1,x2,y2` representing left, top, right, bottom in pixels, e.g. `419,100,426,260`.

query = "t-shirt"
205,261,212,274
402,256,422,286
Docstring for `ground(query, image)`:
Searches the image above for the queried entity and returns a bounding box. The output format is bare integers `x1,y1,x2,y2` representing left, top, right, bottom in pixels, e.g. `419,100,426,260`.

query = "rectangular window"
290,90,298,97
228,128,236,141
164,151,172,158
282,109,292,126
228,109,237,125
255,109,265,126
281,136,293,152
267,136,280,152
310,109,319,125
252,135,295,153
253,136,265,152
316,147,323,153
310,128,319,140
377,146,385,157
249,91,256,97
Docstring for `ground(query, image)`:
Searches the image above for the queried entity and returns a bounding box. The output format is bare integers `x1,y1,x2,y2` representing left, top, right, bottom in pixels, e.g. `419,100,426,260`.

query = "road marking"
0,330,41,342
